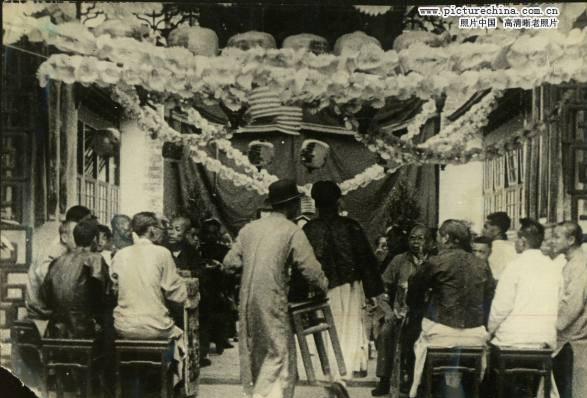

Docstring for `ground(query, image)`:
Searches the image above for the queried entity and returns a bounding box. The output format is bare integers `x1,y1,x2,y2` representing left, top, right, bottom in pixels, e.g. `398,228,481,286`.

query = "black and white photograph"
1,2,587,398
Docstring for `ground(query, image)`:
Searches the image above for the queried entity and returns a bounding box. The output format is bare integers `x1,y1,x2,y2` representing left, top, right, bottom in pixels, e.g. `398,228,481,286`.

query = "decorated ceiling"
3,2,587,196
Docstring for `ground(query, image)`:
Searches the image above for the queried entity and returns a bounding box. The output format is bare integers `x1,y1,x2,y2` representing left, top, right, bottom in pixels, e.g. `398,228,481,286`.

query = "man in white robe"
482,211,517,280
224,179,328,398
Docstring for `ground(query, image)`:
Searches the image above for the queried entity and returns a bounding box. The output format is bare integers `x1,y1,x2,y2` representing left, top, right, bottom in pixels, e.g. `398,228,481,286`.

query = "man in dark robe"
167,215,213,367
303,180,385,378
199,218,236,352
40,221,108,338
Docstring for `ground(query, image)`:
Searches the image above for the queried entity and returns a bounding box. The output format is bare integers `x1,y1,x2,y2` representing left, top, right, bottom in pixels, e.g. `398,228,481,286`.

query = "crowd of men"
370,212,586,398
20,178,587,398
25,205,238,375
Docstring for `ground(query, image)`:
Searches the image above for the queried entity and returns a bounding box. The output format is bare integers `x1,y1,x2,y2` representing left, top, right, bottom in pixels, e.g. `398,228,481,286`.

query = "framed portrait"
0,224,32,266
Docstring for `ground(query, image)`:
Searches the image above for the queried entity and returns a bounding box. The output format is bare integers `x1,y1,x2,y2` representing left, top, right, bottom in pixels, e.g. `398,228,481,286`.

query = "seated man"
407,220,495,398
488,218,562,347
111,212,187,340
488,218,562,397
40,221,108,338
26,205,94,319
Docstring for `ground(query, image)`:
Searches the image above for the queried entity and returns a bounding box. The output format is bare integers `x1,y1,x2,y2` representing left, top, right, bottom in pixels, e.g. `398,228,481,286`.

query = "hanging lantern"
167,25,219,56
226,31,276,51
93,128,121,157
300,139,330,172
247,140,275,170
282,34,330,55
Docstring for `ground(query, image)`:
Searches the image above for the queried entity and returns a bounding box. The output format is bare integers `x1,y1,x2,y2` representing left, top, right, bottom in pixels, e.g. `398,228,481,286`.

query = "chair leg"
114,352,122,398
424,360,432,398
544,360,552,398
85,363,93,398
313,331,331,377
161,352,168,398
292,313,316,383
496,370,505,398
322,306,346,377
41,351,50,398
56,370,65,398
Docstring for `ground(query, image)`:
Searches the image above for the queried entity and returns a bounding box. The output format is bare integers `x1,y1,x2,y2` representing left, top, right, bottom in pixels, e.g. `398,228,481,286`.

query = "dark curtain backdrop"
169,120,437,242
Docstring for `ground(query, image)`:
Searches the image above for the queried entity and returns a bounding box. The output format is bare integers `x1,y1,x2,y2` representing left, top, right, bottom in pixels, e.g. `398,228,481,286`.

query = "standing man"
111,214,133,255
223,179,328,398
551,222,587,398
373,225,432,396
303,180,384,379
167,215,215,367
482,212,517,280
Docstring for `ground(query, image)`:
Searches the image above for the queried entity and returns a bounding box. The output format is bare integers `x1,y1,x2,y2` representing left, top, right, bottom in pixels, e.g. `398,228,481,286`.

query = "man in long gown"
223,179,328,398
303,180,384,378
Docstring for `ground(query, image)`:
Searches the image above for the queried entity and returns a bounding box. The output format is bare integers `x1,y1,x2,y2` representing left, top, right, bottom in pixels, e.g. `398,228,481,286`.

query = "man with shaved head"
552,221,587,398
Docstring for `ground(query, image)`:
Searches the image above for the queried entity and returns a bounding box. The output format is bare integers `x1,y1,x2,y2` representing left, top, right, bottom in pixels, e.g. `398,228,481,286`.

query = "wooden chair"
491,346,553,398
114,339,174,398
40,337,102,398
289,298,346,383
423,346,485,398
10,321,43,388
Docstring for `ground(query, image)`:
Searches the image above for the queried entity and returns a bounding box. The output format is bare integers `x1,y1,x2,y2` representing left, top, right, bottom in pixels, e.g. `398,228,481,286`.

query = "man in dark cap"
303,180,384,379
223,179,328,398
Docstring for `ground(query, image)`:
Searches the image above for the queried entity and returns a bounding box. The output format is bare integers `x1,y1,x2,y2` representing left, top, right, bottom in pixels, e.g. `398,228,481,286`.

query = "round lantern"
393,30,450,52
93,128,121,157
282,34,329,54
300,139,330,172
334,31,381,56
167,25,219,56
227,31,276,50
247,140,275,170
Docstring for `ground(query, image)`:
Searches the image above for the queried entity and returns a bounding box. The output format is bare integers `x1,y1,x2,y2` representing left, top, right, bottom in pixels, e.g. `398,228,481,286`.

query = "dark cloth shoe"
199,358,212,367
371,378,390,396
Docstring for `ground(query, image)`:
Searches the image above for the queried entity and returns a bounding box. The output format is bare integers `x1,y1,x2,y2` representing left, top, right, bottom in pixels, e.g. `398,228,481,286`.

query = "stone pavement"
200,340,378,387
200,340,380,397
199,384,377,398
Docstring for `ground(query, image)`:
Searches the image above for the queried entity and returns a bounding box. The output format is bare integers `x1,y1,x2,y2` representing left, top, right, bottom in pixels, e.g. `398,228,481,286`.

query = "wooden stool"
289,298,346,383
40,337,101,398
423,346,485,398
114,339,174,398
492,346,553,398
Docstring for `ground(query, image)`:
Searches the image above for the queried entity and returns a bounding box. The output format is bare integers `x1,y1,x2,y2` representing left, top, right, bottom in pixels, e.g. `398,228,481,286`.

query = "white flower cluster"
400,98,437,142
17,14,586,113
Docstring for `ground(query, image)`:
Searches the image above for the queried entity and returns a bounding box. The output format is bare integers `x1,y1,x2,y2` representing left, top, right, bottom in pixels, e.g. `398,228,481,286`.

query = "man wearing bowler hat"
223,179,328,398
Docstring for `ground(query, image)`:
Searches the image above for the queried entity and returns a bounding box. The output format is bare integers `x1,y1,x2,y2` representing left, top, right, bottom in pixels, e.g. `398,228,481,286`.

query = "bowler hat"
311,180,341,205
268,179,303,206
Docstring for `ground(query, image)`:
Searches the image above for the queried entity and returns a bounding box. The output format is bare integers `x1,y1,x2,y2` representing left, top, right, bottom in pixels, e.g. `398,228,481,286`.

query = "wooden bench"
423,346,485,398
40,337,102,398
491,346,553,398
114,339,174,398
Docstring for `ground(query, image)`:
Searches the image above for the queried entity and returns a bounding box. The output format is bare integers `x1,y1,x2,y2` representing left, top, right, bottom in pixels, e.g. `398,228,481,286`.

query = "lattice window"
77,120,120,225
